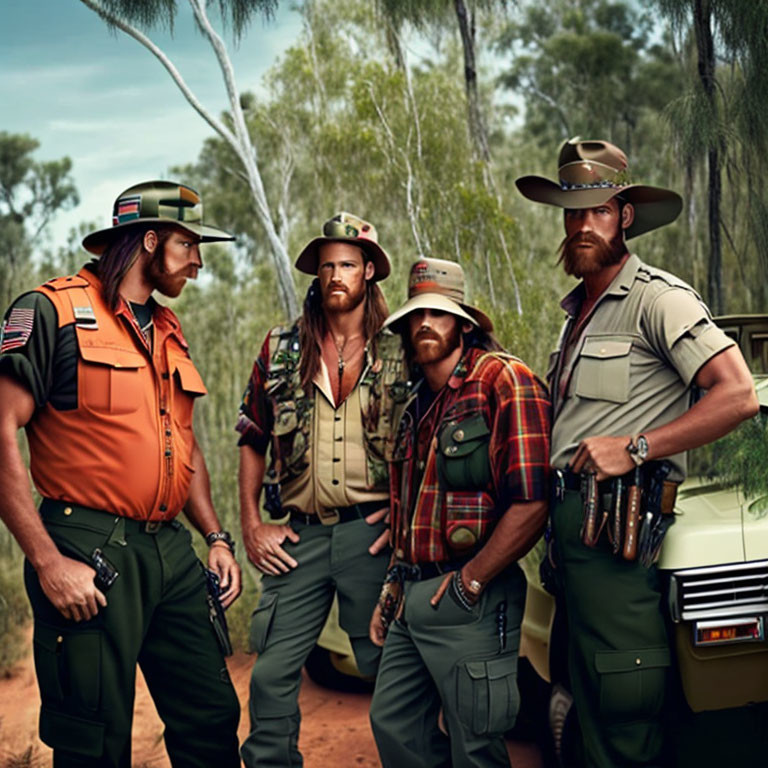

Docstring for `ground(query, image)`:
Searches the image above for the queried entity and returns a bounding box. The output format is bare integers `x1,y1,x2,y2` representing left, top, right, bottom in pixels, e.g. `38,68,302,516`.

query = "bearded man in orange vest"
0,181,241,768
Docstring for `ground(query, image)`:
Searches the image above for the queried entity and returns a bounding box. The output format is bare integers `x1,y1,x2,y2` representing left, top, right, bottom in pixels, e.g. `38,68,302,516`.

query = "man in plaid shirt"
369,258,551,768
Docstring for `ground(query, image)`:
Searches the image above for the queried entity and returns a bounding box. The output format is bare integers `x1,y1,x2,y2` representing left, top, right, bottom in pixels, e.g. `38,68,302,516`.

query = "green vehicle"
306,315,768,759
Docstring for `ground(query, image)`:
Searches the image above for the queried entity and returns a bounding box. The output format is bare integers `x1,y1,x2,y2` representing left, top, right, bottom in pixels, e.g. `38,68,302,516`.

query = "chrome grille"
668,560,768,622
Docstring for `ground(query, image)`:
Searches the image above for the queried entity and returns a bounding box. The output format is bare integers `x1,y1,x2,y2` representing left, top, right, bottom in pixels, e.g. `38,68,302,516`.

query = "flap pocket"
595,647,671,674
457,653,520,735
580,338,632,360
78,343,146,369
173,356,207,396
439,413,490,458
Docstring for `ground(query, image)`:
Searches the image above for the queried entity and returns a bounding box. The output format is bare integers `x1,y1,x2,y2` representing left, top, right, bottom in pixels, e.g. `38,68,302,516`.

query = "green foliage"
92,0,278,39
710,413,768,518
0,132,78,309
0,555,31,672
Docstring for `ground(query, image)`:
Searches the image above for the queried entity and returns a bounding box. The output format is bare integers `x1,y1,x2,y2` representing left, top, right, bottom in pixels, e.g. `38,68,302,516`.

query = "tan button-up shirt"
549,254,734,479
276,357,388,514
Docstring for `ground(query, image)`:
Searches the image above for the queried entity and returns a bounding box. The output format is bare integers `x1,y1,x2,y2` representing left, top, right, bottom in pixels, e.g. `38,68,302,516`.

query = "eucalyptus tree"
77,0,300,319
655,0,768,313
0,132,78,308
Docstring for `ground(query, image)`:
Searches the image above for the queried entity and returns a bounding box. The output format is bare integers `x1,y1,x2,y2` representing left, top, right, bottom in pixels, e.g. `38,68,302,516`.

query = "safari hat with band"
82,180,234,255
515,137,682,239
384,258,493,333
295,212,391,281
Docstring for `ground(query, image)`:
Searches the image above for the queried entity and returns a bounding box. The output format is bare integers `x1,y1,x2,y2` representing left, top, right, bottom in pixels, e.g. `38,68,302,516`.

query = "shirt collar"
559,253,640,316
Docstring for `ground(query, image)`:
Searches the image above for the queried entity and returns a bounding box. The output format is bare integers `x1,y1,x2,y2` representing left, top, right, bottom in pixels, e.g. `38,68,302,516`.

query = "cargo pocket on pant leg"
594,646,670,724
456,648,520,736
249,591,278,655
34,622,105,756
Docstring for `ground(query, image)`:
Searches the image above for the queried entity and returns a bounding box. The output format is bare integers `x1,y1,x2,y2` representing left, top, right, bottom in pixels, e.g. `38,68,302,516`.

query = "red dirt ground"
0,638,543,767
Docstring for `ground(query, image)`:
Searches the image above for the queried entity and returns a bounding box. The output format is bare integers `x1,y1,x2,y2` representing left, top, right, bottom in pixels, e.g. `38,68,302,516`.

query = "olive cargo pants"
241,515,388,768
551,489,671,768
369,566,526,768
25,500,240,768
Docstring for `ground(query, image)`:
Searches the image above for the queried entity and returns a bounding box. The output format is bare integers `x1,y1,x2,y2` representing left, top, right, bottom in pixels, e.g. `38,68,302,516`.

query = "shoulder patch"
0,307,35,352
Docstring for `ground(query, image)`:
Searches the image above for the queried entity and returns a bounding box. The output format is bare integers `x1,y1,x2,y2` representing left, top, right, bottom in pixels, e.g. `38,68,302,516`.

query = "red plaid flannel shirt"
390,347,551,564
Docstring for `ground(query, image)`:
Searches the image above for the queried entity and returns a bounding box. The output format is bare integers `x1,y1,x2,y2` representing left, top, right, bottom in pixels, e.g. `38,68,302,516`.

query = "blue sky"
1,0,303,245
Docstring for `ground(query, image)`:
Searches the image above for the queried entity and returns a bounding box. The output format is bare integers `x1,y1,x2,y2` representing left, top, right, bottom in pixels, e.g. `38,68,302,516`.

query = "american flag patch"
0,307,35,353
113,194,142,225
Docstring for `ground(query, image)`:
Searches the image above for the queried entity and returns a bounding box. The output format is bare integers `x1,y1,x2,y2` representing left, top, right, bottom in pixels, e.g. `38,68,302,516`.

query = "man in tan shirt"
236,213,406,767
516,139,758,768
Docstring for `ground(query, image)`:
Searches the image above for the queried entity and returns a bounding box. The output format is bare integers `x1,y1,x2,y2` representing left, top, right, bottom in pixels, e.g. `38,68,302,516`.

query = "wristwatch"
626,434,650,466
205,530,236,554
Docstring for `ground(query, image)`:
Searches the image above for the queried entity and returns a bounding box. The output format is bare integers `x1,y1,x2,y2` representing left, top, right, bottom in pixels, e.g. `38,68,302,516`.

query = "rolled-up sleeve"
645,288,734,386
488,359,551,507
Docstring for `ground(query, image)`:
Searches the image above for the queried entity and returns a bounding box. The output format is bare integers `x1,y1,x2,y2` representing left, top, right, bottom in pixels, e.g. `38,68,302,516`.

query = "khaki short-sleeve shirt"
549,254,734,479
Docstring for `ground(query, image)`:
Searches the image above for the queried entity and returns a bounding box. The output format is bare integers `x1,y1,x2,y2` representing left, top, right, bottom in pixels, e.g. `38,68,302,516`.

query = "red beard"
558,230,626,278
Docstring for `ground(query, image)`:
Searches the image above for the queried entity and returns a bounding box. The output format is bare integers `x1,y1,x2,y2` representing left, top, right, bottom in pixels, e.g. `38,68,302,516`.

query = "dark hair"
95,225,175,310
298,275,389,391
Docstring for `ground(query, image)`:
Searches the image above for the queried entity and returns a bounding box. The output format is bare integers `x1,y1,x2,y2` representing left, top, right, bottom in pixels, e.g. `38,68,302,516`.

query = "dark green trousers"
551,490,671,768
25,500,240,768
241,515,389,768
369,566,526,768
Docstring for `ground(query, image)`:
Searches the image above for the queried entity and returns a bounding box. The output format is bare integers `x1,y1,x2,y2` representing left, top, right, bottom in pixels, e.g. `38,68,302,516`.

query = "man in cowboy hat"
367,258,551,768
236,212,406,767
0,180,241,767
516,138,758,767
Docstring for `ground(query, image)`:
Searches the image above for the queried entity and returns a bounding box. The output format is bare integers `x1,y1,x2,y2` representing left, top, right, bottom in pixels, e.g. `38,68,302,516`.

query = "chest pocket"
172,356,207,429
437,413,492,491
573,337,632,404
78,345,147,415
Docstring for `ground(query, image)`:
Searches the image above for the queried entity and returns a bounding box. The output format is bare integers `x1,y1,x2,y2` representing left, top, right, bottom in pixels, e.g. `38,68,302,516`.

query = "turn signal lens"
694,617,764,646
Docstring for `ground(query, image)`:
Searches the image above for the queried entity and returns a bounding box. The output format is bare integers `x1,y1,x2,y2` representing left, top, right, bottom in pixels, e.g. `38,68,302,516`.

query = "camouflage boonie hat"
295,212,391,281
384,258,492,333
82,180,234,255
515,137,682,239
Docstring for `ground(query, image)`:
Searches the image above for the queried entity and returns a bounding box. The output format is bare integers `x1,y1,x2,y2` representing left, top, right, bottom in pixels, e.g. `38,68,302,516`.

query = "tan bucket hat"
82,180,234,255
295,212,391,281
515,137,682,239
384,258,493,333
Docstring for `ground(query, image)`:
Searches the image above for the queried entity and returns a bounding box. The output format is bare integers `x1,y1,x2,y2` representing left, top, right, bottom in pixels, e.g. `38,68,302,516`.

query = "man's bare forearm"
183,438,225,536
463,499,548,587
239,444,266,530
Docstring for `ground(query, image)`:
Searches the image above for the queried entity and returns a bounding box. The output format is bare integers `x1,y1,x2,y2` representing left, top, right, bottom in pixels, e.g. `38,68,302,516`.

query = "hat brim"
515,176,682,239
82,219,235,256
295,237,391,281
384,292,493,334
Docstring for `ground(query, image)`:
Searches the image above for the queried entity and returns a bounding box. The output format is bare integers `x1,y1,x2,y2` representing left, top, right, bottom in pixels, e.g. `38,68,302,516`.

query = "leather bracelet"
451,570,476,611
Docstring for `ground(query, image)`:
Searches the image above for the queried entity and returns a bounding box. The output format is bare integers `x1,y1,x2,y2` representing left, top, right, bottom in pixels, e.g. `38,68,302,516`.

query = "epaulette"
636,262,702,299
40,275,90,291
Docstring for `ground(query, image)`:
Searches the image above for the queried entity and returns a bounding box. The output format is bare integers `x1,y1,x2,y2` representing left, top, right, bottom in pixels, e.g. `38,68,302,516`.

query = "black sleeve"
0,292,60,407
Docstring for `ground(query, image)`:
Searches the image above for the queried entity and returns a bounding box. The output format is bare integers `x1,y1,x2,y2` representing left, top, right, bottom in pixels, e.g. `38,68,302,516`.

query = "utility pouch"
437,413,492,491
204,569,233,657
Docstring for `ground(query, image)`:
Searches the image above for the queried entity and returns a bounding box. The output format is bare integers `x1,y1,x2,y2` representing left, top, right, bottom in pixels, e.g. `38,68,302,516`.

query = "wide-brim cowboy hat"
384,258,493,333
295,212,391,281
82,180,234,255
515,138,682,239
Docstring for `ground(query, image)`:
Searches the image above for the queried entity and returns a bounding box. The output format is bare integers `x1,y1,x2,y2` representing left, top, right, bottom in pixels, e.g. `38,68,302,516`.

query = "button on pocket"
573,337,632,403
595,646,670,724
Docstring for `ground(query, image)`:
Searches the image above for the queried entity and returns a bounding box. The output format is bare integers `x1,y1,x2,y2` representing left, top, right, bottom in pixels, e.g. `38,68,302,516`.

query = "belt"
391,559,471,582
289,500,384,526
40,498,180,535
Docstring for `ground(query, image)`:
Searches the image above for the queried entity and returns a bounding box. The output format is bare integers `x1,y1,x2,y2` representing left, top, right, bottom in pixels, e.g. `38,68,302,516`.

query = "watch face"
637,435,649,459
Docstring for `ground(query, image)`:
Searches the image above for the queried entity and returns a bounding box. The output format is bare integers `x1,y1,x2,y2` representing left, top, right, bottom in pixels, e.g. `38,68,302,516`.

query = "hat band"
559,180,626,191
408,283,465,303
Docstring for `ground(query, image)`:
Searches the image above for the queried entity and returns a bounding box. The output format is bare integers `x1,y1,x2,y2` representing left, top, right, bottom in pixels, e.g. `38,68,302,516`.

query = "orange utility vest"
27,268,207,520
